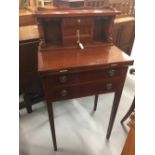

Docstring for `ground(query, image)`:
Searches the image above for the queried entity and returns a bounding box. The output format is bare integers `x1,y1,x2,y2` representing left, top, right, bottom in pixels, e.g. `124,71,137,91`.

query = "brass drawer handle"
60,89,68,97
108,69,116,77
106,83,113,90
59,75,68,83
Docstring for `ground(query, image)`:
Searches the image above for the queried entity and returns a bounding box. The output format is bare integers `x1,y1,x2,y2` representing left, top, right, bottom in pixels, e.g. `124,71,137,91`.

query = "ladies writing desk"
35,8,133,151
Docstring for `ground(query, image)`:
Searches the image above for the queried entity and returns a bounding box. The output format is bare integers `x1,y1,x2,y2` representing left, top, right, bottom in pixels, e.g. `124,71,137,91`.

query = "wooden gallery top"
35,8,134,151
35,8,133,72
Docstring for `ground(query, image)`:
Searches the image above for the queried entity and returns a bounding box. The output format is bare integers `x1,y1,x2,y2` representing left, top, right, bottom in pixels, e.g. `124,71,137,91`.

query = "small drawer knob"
108,69,116,77
106,83,113,90
77,19,81,23
59,75,68,83
60,89,68,97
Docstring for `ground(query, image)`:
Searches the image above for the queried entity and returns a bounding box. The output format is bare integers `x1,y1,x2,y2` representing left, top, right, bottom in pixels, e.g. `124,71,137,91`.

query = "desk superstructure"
35,8,133,151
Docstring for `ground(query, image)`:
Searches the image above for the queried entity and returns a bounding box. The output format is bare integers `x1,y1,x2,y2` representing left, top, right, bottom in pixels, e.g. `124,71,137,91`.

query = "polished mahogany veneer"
35,7,121,49
35,8,133,151
38,45,132,73
35,8,121,17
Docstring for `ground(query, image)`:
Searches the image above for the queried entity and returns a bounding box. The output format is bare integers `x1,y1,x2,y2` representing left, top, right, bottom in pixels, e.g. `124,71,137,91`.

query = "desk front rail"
41,67,128,101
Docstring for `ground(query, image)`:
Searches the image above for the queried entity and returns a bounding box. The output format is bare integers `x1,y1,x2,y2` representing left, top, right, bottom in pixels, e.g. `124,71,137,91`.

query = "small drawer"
63,17,93,27
63,26,92,37
51,80,121,101
47,67,127,87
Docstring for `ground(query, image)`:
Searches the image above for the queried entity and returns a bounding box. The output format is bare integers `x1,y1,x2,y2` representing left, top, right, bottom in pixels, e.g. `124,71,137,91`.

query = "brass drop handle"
60,89,68,97
106,83,113,90
108,69,116,77
59,75,68,83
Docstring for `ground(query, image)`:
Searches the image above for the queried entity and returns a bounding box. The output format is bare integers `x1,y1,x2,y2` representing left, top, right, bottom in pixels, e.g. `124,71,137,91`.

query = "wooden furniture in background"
84,0,109,8
53,0,84,7
53,0,135,17
36,0,53,7
19,9,36,26
19,25,44,113
121,97,135,123
53,0,109,8
121,66,135,155
110,0,135,56
29,0,36,7
109,0,135,17
113,17,134,55
35,8,133,150
121,68,135,123
121,112,135,155
37,0,45,7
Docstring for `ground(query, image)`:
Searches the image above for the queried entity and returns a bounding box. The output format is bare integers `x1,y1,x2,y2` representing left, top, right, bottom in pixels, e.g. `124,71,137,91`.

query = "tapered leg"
106,91,122,139
46,101,57,151
121,97,135,124
94,95,98,111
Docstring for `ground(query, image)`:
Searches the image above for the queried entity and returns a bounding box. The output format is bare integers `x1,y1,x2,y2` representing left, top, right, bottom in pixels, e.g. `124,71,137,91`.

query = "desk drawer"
62,20,93,45
47,67,127,87
62,26,93,45
47,79,122,101
63,26,92,37
63,17,93,27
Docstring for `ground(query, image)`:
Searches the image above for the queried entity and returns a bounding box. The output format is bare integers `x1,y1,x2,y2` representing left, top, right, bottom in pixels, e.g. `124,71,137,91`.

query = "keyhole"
77,19,81,23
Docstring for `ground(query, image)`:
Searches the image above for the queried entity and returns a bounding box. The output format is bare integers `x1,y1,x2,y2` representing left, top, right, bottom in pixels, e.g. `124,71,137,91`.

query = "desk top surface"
38,45,133,73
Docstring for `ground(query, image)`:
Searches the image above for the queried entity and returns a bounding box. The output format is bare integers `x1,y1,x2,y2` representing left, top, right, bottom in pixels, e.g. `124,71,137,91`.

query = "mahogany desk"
36,8,134,151
38,45,133,150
